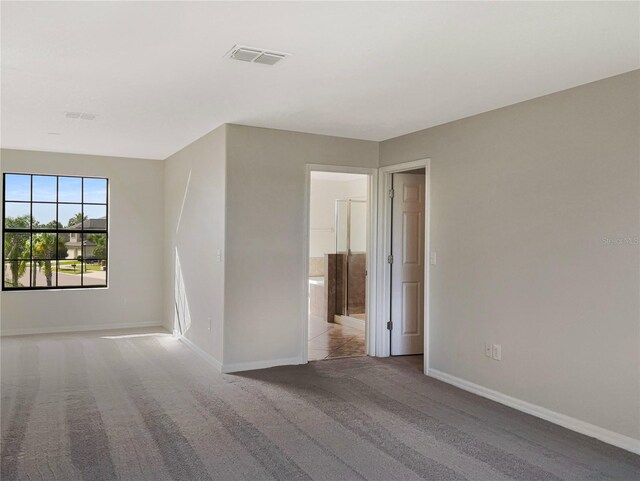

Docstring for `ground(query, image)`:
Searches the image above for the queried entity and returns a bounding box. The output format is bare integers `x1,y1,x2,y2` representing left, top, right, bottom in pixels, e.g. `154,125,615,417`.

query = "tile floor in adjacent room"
308,316,366,361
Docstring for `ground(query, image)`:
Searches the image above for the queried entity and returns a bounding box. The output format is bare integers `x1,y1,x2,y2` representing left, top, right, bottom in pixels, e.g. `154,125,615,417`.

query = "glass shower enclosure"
335,199,367,320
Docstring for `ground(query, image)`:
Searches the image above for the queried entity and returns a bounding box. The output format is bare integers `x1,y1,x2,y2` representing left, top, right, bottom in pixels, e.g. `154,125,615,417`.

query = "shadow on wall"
174,248,192,336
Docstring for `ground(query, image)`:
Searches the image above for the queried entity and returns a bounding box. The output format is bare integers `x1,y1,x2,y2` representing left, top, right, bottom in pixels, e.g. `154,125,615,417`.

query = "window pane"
57,260,82,286
3,232,30,259
32,203,57,228
5,203,31,228
83,178,107,204
31,232,65,261
57,233,71,260
58,177,82,202
63,232,82,260
83,205,107,228
58,204,83,228
4,174,30,201
3,260,30,288
82,261,107,286
32,176,57,202
27,258,58,288
83,233,107,260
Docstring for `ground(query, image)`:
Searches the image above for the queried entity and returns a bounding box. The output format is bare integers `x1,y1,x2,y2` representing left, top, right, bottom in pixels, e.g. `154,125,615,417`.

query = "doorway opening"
377,159,430,372
305,168,375,361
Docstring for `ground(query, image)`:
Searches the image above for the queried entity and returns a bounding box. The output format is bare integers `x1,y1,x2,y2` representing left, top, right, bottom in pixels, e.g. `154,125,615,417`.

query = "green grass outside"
4,260,105,276
58,259,105,265
58,264,103,274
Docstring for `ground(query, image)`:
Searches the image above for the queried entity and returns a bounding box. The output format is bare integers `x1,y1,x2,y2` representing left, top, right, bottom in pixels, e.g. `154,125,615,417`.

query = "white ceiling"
2,2,638,160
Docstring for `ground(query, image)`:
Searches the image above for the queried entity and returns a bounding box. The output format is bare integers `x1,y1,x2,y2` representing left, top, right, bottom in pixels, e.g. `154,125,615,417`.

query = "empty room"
1,2,639,480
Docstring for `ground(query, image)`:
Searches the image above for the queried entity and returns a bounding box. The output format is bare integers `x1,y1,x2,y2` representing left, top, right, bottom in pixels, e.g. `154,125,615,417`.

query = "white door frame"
376,159,431,373
302,164,379,363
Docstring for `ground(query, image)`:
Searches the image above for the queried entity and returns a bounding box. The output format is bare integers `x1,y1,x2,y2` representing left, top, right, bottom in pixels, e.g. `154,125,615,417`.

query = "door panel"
401,282,420,335
391,173,425,355
402,212,421,264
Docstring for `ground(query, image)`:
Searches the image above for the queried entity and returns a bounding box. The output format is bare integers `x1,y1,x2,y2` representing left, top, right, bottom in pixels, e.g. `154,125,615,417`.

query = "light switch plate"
492,344,502,361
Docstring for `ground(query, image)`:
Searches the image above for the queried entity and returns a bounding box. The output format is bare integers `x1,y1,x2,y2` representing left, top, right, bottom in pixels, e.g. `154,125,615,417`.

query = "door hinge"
388,188,395,198
387,254,393,264
387,321,393,330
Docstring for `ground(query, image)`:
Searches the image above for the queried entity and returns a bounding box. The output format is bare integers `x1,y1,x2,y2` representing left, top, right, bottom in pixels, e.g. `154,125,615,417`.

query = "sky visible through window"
5,175,107,227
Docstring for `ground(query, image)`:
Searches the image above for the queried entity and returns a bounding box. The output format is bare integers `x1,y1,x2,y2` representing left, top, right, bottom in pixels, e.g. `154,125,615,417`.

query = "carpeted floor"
1,328,639,481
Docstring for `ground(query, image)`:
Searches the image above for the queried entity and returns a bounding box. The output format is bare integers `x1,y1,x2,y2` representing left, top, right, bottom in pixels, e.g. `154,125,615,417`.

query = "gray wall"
224,125,378,368
1,149,165,333
380,70,640,440
164,125,226,364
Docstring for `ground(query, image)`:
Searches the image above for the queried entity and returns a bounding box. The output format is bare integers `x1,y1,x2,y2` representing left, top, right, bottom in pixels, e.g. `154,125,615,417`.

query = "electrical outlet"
430,252,437,265
485,343,493,357
492,344,502,361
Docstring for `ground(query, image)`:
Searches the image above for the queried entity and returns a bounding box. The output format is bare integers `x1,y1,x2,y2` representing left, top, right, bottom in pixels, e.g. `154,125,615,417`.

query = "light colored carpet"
1,328,639,481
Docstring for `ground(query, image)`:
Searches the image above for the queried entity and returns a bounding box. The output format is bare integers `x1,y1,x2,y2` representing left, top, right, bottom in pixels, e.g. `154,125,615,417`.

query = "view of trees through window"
3,173,108,289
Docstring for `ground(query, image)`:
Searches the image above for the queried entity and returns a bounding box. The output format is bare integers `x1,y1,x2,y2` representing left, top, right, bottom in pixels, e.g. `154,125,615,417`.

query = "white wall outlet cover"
485,343,493,357
430,252,437,265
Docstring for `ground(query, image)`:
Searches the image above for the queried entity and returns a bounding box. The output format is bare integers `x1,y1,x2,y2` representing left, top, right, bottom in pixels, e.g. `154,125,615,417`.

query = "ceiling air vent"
254,52,286,65
225,45,290,65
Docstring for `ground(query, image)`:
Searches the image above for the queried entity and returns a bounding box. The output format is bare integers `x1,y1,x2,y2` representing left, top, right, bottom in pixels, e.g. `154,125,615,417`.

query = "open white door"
390,173,425,355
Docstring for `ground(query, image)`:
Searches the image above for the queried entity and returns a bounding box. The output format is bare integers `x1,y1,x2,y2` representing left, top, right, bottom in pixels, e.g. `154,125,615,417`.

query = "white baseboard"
334,315,366,331
222,357,305,374
177,335,223,372
177,334,303,374
0,321,162,337
427,368,640,455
